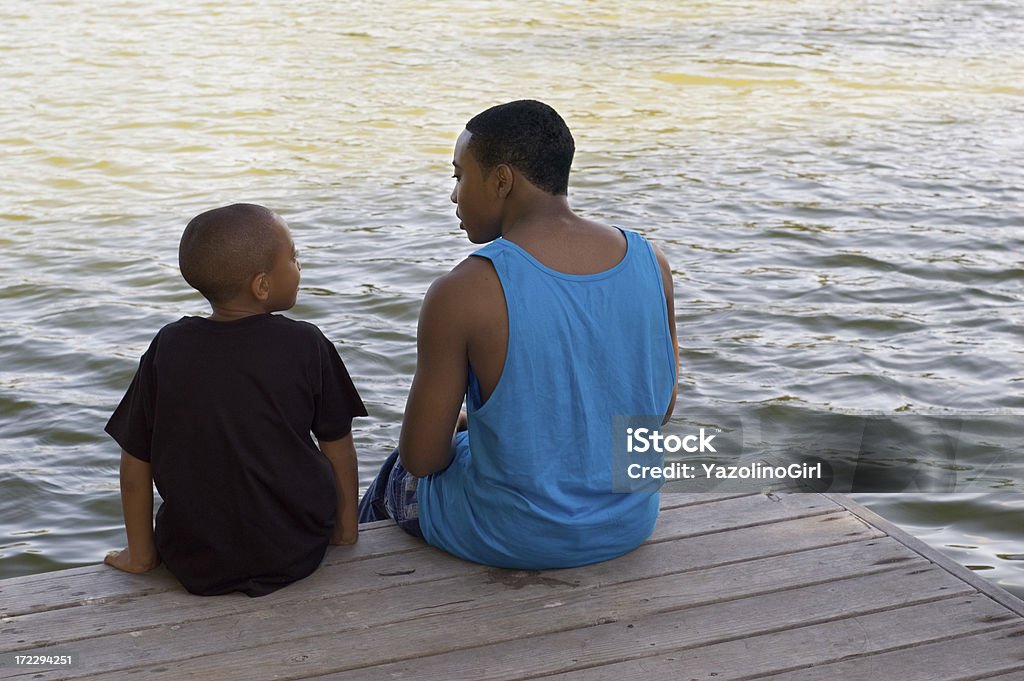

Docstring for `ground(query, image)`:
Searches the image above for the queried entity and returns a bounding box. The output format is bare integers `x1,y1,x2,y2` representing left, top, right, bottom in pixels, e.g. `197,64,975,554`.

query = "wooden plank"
2,547,484,651
0,494,791,619
829,493,1024,618
752,625,1024,681
658,491,756,510
0,492,838,619
0,566,179,620
531,595,1023,680
73,561,971,681
0,494,734,617
10,532,914,676
6,491,1019,681
6,512,888,677
0,522,424,618
979,671,1024,681
4,506,879,656
563,510,884,593
648,492,839,543
307,563,975,681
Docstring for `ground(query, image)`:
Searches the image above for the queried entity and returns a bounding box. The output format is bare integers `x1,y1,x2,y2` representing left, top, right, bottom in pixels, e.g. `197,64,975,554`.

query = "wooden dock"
2,493,1023,680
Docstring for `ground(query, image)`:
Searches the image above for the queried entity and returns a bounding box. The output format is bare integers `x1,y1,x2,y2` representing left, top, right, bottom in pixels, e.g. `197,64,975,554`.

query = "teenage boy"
360,100,678,569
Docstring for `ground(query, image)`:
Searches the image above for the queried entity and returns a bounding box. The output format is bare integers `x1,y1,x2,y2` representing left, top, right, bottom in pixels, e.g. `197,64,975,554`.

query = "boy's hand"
330,524,358,545
319,434,360,546
112,450,159,574
331,502,359,545
104,547,160,573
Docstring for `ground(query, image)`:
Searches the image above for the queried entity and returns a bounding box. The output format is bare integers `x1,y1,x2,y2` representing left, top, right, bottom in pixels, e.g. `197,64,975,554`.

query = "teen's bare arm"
319,433,359,545
105,450,160,573
654,244,679,424
399,268,473,477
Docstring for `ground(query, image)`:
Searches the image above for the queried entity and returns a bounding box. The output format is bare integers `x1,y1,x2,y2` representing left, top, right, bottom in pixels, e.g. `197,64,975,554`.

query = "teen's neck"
500,193,578,239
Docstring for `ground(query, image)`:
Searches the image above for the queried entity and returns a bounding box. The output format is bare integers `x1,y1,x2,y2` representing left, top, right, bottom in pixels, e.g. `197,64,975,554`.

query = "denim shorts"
357,448,423,538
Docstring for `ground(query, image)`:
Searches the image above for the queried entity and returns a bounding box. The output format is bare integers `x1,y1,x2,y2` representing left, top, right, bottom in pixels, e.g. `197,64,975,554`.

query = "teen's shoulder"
430,255,494,297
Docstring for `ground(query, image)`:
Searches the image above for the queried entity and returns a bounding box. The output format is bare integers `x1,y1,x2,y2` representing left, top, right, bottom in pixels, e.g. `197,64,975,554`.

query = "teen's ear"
494,164,514,199
251,272,270,301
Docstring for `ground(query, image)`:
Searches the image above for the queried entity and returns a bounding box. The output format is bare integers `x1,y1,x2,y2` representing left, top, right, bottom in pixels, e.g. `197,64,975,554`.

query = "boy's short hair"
179,203,283,304
465,100,575,196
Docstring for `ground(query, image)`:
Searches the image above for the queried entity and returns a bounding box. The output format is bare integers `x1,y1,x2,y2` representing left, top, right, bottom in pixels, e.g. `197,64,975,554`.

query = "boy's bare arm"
105,450,160,573
654,244,679,424
399,271,470,477
318,433,359,545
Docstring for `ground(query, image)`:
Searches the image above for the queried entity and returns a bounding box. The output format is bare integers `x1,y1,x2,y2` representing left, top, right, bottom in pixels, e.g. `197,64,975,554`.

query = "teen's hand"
104,547,160,573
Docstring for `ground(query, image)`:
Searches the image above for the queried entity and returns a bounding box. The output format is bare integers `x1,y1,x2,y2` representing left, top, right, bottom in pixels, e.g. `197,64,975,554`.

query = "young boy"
105,203,366,597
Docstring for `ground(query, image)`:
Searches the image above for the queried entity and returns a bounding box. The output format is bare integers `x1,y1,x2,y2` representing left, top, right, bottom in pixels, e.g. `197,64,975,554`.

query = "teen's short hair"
179,203,282,304
465,100,575,195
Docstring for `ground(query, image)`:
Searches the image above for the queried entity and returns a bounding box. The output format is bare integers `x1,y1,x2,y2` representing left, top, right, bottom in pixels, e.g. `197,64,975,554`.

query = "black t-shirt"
105,313,367,596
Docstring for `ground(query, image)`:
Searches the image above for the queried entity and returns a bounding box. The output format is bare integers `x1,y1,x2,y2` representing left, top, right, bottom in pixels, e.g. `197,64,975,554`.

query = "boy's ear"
251,272,270,301
494,164,514,199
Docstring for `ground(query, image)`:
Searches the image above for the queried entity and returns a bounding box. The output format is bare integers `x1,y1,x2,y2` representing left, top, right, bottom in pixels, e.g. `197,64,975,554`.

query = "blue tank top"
418,229,676,569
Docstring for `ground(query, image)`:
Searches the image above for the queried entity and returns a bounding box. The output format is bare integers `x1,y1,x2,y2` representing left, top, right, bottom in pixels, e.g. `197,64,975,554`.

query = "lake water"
1,0,1022,598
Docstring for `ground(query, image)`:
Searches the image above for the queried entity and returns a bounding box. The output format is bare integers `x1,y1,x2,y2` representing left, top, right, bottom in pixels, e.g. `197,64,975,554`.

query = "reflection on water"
1,0,1022,598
